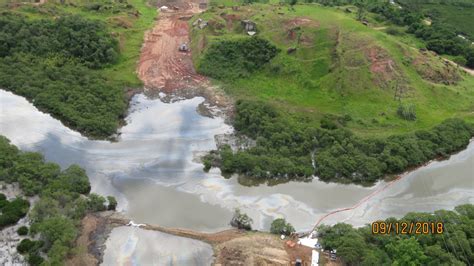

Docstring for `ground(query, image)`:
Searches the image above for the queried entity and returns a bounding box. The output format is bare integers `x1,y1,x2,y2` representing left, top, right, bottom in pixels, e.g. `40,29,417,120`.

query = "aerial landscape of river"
1,89,473,264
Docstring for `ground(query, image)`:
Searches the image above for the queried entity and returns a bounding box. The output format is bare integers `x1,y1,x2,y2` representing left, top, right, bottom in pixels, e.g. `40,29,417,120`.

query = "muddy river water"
1,89,473,264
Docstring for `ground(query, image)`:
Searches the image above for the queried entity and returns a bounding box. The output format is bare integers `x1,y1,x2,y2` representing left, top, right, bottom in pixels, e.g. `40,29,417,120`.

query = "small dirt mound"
365,46,409,92
221,13,241,30
286,17,318,28
214,234,293,265
283,18,318,46
367,46,397,83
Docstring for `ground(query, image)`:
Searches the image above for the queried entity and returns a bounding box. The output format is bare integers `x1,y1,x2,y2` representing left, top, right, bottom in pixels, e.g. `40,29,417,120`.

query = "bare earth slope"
138,0,207,91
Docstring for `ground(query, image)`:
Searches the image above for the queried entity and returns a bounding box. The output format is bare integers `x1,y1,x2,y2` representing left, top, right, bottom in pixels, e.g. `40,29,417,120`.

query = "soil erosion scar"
138,1,207,92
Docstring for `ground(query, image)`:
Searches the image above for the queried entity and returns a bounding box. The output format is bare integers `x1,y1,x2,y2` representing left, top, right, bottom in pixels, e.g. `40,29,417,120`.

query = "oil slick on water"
1,89,473,232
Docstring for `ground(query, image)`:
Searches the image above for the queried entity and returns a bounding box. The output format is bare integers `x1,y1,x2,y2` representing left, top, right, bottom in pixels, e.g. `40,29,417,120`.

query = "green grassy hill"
192,2,474,137
194,2,474,183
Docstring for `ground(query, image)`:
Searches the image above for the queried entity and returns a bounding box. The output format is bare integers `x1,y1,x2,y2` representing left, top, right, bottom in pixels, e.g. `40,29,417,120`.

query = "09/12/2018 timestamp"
371,221,444,235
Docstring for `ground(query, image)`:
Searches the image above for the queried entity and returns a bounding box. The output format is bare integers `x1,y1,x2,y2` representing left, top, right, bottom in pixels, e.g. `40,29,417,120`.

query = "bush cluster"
0,136,115,264
230,209,253,230
270,218,295,236
205,100,473,183
0,194,30,228
396,104,416,121
0,14,125,138
318,204,474,265
0,14,118,68
17,225,29,236
198,37,279,80
17,239,45,266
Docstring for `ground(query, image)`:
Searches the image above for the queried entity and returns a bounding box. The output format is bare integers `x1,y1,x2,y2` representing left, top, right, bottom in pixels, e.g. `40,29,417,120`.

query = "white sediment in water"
1,89,473,262
0,183,36,266
101,226,213,266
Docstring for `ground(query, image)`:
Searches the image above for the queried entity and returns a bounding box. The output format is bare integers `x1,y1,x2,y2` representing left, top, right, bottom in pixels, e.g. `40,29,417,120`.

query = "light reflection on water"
102,226,214,266
0,89,473,235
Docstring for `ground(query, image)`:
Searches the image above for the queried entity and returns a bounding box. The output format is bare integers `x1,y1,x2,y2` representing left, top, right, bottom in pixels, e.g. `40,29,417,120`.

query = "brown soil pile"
286,17,319,28
285,17,319,44
137,0,207,92
221,13,241,30
214,233,293,265
366,46,398,87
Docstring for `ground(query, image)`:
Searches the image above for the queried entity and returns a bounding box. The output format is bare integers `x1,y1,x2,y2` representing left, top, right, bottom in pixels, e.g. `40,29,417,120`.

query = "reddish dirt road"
138,1,207,92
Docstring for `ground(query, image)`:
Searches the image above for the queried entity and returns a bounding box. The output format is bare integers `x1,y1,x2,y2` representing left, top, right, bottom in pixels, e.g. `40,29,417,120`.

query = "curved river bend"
1,90,473,264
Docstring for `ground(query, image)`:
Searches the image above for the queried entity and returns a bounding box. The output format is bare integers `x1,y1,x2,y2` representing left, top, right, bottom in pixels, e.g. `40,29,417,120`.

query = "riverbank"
68,212,313,265
2,87,473,231
137,0,234,120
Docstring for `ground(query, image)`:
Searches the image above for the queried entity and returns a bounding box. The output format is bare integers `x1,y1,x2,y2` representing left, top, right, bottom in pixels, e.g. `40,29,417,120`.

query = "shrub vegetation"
0,0,157,138
270,218,295,236
396,104,417,121
0,136,112,264
198,37,279,80
318,204,474,265
0,13,126,138
205,100,473,183
0,194,30,228
230,208,253,230
17,225,29,236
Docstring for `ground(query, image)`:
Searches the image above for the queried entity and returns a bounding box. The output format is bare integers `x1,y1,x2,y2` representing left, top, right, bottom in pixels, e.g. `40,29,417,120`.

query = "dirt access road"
68,213,313,265
138,0,207,92
107,215,313,265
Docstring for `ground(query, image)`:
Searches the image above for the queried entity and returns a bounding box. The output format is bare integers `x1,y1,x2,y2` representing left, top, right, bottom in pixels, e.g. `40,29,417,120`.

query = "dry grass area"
70,213,313,265
214,233,306,265
412,50,462,85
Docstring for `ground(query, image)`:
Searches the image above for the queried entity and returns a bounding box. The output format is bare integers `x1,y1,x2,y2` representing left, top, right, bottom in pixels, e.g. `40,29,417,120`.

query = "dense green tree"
230,208,253,230
17,239,43,254
0,54,125,138
0,14,118,68
0,13,126,138
107,196,118,211
32,216,77,251
87,193,106,212
0,136,116,264
318,206,474,266
0,196,30,228
386,237,428,265
205,100,473,183
338,232,367,265
17,226,29,236
199,37,279,80
27,253,44,266
270,218,295,235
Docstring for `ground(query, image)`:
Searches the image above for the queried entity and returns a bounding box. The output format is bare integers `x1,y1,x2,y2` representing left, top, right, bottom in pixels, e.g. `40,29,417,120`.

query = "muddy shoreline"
71,212,312,266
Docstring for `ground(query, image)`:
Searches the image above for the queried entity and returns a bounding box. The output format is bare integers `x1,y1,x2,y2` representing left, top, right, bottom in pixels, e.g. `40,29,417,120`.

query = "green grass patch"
192,2,474,137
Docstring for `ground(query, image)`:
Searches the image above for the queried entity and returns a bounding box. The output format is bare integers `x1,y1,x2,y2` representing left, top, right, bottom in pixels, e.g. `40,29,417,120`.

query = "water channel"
1,89,473,264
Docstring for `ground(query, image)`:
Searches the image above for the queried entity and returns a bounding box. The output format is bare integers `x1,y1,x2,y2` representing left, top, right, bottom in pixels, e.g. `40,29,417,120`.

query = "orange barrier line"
311,175,404,232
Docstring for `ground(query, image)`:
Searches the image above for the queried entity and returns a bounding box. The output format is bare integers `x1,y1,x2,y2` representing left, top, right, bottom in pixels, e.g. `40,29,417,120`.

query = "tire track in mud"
137,1,207,92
